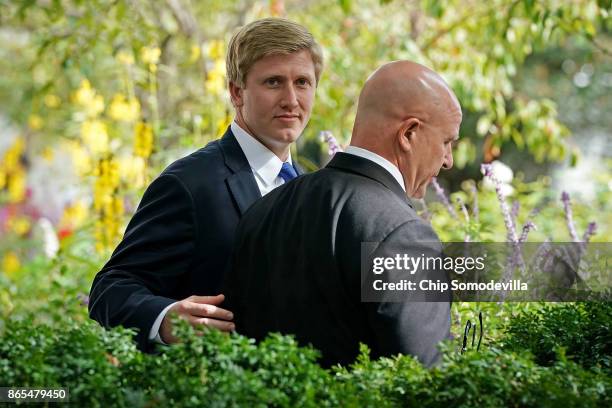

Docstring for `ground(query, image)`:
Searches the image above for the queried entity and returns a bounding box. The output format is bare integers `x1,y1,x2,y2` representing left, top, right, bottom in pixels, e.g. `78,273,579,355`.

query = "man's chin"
273,128,302,144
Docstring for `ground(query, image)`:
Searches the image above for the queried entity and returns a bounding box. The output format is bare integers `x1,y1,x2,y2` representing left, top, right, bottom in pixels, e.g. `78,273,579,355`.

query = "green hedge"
1,302,610,407
502,301,611,371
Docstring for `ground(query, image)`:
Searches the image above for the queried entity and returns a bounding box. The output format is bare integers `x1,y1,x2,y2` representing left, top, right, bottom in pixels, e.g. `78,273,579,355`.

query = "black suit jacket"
88,128,301,351
224,152,451,367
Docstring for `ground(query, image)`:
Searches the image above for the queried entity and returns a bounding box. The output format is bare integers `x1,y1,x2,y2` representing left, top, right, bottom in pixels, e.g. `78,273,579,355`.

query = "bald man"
223,61,462,367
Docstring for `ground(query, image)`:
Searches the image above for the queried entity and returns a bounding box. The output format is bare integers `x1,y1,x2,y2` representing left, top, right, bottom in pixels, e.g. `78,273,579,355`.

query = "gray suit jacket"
224,152,451,367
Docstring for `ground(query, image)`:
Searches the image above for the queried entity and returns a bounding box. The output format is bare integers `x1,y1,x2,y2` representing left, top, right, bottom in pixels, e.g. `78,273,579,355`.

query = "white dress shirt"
149,120,293,344
343,146,406,192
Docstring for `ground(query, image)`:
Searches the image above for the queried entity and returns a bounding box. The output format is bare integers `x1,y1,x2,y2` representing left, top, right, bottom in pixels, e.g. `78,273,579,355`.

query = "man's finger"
189,316,235,332
188,294,225,305
187,302,234,321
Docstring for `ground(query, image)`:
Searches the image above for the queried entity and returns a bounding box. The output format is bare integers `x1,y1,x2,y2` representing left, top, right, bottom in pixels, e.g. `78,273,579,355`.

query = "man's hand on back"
160,294,234,344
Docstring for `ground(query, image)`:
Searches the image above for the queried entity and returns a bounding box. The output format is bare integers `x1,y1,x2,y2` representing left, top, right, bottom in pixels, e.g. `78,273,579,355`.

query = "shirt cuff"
149,302,178,345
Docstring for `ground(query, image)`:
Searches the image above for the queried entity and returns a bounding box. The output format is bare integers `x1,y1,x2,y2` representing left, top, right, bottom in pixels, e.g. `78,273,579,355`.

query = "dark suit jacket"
224,152,451,367
88,128,301,352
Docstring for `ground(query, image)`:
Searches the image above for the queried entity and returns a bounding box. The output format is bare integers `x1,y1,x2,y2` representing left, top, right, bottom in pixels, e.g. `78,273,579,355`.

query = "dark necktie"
278,162,298,183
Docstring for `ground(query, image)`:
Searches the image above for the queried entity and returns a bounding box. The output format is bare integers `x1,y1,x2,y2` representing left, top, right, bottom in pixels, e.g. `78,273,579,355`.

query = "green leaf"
338,0,352,14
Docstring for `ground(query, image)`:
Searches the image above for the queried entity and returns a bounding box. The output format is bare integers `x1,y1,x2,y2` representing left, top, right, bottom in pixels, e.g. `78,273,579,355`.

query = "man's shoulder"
162,139,225,177
321,167,416,215
263,166,421,226
155,138,236,195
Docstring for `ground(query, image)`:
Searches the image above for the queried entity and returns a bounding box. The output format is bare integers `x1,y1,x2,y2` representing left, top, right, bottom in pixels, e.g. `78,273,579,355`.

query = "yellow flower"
2,252,21,277
118,155,146,188
133,122,154,158
109,94,140,122
93,169,124,253
93,157,120,211
74,79,104,117
44,94,61,108
116,50,135,65
8,169,26,203
205,59,227,96
62,140,92,176
59,200,89,230
206,40,225,60
189,43,201,63
88,95,105,117
113,196,124,217
81,120,109,155
0,138,26,202
74,79,94,104
2,138,25,169
140,46,161,65
8,216,30,236
41,147,54,161
28,114,43,130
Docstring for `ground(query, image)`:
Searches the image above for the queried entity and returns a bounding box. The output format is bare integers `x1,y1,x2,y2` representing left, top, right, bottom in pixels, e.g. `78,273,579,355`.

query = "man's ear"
228,81,244,107
398,118,420,152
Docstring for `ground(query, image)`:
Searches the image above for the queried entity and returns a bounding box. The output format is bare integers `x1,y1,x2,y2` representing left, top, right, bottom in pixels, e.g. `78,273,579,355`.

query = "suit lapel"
218,128,262,215
326,152,413,208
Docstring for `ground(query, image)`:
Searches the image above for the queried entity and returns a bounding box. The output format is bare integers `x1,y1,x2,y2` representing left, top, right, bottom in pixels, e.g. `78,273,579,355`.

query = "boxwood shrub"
0,302,610,407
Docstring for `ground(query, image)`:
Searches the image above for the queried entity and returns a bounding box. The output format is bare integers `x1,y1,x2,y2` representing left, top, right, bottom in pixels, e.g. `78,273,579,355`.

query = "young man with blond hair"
89,18,323,350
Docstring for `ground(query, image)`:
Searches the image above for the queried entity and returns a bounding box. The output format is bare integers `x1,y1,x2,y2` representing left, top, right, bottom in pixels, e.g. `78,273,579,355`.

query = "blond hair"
226,18,323,88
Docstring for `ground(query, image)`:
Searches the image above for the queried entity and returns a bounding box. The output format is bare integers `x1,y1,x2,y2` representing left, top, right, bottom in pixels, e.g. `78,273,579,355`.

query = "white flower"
490,160,514,183
482,160,515,196
35,218,59,259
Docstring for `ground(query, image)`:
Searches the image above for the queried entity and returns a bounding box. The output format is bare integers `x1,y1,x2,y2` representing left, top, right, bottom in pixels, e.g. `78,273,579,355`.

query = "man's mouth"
274,114,300,121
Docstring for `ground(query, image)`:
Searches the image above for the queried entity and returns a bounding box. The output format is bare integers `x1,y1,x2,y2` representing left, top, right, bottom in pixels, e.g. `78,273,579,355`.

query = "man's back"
225,152,451,367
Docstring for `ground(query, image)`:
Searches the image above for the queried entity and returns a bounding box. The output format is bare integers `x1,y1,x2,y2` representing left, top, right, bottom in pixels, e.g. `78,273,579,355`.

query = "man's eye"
266,78,280,86
296,78,310,87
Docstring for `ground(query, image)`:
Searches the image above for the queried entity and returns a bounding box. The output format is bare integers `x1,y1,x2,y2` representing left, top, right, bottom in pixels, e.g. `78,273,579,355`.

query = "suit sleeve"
363,219,451,367
88,173,198,352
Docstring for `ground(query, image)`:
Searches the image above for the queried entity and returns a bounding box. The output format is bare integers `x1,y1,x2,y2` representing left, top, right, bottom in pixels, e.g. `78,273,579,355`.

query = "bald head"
352,61,460,143
350,61,462,198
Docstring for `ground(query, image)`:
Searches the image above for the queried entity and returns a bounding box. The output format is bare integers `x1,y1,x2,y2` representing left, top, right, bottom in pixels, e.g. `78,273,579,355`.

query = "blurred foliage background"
0,0,610,343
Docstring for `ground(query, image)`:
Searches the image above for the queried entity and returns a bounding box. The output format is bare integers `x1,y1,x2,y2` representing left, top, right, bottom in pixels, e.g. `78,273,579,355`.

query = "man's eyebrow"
260,74,285,81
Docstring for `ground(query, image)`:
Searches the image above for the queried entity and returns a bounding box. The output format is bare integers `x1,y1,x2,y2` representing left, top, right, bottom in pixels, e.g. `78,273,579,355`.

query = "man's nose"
442,146,454,170
280,84,299,109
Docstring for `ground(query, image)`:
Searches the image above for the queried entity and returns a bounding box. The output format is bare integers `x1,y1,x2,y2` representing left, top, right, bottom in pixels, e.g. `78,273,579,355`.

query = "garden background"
0,0,610,406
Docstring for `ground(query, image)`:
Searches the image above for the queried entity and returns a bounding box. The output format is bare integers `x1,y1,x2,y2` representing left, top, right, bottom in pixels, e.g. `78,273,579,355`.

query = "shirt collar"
231,121,292,186
344,146,406,192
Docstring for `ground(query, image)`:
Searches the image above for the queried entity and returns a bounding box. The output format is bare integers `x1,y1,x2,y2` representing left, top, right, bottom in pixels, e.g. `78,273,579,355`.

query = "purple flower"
518,221,536,243
456,197,469,222
431,178,458,219
481,163,493,178
320,131,342,158
470,182,479,223
481,163,517,242
511,201,520,222
561,191,580,242
582,222,597,243
456,197,471,242
77,293,89,307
